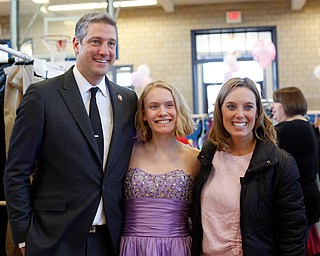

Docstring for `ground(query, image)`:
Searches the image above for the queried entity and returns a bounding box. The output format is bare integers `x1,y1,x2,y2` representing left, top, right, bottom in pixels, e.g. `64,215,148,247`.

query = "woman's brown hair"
209,77,277,151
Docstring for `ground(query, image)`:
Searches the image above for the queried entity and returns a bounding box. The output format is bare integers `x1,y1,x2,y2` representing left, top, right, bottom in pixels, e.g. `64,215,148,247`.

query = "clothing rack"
0,45,33,209
0,44,33,62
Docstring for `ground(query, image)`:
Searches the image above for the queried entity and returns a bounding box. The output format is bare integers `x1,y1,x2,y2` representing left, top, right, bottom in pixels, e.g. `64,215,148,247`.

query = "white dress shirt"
73,66,113,225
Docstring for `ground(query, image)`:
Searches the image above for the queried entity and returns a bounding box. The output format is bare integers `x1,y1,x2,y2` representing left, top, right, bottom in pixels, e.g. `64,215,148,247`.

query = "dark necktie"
89,87,104,162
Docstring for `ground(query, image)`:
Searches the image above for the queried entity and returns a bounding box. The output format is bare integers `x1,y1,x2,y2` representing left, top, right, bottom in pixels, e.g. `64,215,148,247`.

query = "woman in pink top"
192,77,307,255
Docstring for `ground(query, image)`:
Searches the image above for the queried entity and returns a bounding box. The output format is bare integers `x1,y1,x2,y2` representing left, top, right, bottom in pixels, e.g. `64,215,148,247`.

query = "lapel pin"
117,94,123,101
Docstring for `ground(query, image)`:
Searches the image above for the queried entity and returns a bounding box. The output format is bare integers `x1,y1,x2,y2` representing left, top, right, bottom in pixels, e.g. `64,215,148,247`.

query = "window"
107,65,133,89
191,27,278,114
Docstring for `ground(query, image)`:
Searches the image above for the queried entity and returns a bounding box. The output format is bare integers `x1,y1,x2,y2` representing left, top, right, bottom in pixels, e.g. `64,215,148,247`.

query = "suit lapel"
58,68,102,164
107,79,121,138
104,79,123,175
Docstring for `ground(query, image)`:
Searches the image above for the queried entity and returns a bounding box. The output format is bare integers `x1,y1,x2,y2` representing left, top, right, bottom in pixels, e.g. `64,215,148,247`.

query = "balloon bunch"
131,64,152,88
252,39,276,69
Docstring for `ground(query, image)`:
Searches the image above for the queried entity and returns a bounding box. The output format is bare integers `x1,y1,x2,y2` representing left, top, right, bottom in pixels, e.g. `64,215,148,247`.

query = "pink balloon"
142,76,152,87
131,71,144,88
223,53,238,72
230,61,238,73
131,72,152,88
252,40,276,69
224,71,233,81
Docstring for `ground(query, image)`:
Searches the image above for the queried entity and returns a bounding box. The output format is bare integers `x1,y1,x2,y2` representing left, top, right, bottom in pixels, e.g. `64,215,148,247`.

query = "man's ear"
73,36,80,54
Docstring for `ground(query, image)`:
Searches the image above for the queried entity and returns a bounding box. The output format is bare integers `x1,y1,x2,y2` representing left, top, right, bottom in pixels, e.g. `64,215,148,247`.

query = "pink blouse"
201,151,252,256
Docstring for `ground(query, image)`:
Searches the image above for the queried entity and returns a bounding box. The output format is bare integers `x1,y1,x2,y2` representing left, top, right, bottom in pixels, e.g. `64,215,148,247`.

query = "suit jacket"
3,67,138,256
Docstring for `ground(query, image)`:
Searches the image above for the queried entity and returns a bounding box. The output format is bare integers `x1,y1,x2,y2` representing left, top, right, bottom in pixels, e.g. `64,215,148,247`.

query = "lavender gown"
120,168,195,256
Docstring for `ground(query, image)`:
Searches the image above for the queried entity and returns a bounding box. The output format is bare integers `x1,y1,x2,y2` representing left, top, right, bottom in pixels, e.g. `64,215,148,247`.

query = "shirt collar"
73,65,108,97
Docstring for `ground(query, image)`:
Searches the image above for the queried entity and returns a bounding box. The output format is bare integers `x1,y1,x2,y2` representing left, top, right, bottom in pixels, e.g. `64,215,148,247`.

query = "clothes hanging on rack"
186,114,212,149
0,45,66,153
0,44,68,80
3,63,44,155
0,46,39,256
0,62,11,256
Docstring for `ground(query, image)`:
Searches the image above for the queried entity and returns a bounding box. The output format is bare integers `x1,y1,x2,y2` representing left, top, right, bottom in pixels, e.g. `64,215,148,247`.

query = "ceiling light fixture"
40,6,48,14
47,0,157,12
32,0,49,4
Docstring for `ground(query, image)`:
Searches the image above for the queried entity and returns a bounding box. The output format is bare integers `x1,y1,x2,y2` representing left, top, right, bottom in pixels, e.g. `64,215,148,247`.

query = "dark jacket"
275,120,320,225
192,139,307,256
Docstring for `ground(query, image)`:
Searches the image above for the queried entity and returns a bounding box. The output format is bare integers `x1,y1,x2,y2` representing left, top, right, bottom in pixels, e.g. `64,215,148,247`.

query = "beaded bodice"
124,168,195,201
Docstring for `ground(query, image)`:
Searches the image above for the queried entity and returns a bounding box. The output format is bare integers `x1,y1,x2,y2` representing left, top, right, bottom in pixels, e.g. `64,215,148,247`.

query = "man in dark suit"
3,11,137,256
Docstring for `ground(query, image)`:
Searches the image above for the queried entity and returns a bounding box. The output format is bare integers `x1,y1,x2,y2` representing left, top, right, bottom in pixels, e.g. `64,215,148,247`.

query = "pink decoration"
142,76,152,86
132,64,152,88
131,71,152,88
132,71,142,87
224,71,233,81
252,40,276,69
137,64,151,77
223,53,238,72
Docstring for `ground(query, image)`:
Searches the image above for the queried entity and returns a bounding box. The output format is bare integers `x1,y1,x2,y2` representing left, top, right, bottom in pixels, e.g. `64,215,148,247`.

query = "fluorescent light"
40,6,48,14
32,0,49,4
48,0,157,12
48,3,106,11
0,0,49,2
115,0,157,8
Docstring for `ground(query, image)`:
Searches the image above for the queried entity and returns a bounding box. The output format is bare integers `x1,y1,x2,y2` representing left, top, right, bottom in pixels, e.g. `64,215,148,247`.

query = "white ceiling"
0,0,307,17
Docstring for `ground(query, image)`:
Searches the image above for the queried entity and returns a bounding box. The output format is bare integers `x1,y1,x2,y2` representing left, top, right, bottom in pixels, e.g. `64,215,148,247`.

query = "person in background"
120,80,200,256
272,86,320,241
192,77,307,255
3,11,137,256
313,118,320,178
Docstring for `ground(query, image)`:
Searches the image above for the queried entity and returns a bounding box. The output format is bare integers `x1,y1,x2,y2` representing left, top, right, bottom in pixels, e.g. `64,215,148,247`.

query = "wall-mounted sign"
226,11,242,23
